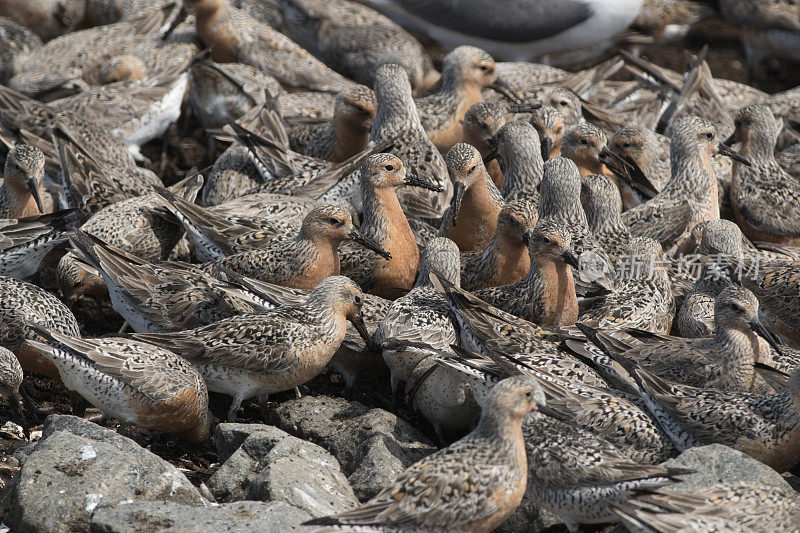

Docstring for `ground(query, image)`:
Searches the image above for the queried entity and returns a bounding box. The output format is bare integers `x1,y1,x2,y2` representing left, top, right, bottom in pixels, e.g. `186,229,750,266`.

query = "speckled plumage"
278,0,438,94
27,326,213,444
416,46,500,153
611,495,754,532
367,63,452,219
581,237,675,334
184,0,354,93
375,238,478,434
439,143,504,252
69,230,264,333
222,105,352,196
154,186,300,262
288,84,376,162
562,123,611,178
278,91,338,123
0,209,76,279
484,63,570,103
730,104,800,245
634,362,800,472
0,85,136,171
594,286,777,396
460,100,508,186
461,199,537,291
581,174,632,266
621,116,739,250
440,348,676,466
0,144,46,218
677,219,745,338
0,18,41,85
374,237,462,390
529,106,566,161
54,129,162,214
8,6,172,97
626,482,800,531
522,408,686,532
608,126,670,197
48,59,191,159
0,274,80,389
610,124,734,215
496,120,543,203
538,157,615,290
339,154,423,298
133,276,370,420
727,253,800,345
203,204,379,290
188,58,281,130
306,376,538,533
76,174,201,262
0,345,24,428
477,220,578,326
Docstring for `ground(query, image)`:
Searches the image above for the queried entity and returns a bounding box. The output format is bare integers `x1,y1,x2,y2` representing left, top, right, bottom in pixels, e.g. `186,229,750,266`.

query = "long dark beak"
404,173,443,192
450,181,466,227
750,318,784,357
562,249,580,269
491,78,522,104
349,230,391,260
717,143,751,166
599,146,633,182
541,136,553,160
483,135,499,164
351,313,374,349
26,178,44,213
162,5,188,41
723,132,736,146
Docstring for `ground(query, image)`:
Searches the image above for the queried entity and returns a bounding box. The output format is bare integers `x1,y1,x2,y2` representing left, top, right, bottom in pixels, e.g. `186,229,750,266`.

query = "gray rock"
273,395,436,500
207,425,358,518
8,415,203,533
496,499,565,533
213,423,274,463
664,444,792,492
91,500,312,532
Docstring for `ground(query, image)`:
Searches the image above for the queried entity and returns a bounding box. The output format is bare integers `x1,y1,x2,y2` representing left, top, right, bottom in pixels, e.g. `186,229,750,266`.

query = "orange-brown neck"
534,255,577,327
430,84,484,153
492,231,530,286
447,179,501,252
1,181,42,218
369,188,419,297
330,115,371,162
194,2,238,63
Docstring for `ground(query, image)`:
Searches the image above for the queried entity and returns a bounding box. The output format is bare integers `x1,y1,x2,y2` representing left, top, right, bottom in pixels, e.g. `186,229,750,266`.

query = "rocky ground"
2,16,800,533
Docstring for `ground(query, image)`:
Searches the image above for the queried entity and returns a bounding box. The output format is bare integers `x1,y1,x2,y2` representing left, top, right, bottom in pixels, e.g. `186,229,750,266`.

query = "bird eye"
354,295,362,305
525,391,532,399
541,236,552,244
731,303,742,312
622,142,630,148
468,165,477,174
705,132,713,139
479,65,489,72
385,164,394,171
329,218,342,225
559,100,568,107
580,139,588,145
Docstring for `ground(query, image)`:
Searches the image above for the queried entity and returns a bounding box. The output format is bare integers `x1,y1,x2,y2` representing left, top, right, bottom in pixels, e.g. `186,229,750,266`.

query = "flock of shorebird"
1,0,800,531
